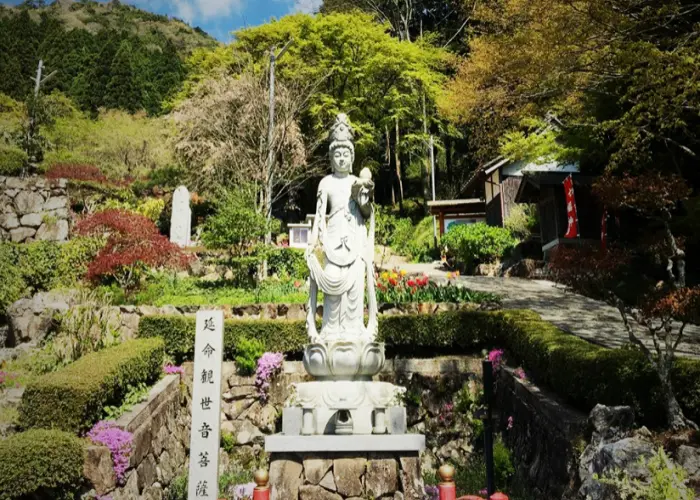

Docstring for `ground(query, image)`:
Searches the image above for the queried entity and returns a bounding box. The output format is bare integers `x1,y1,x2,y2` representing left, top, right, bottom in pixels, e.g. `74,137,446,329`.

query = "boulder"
83,445,116,495
304,457,333,485
7,291,75,345
676,445,700,486
10,226,35,242
366,456,398,498
0,213,19,229
14,191,44,213
589,404,635,443
19,213,44,227
43,196,68,211
299,484,342,500
35,219,69,241
579,437,655,500
270,455,303,500
333,458,365,497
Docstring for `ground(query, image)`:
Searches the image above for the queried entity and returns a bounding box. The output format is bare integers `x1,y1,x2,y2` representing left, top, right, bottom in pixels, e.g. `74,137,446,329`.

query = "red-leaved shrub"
46,164,108,183
45,164,134,187
75,209,191,290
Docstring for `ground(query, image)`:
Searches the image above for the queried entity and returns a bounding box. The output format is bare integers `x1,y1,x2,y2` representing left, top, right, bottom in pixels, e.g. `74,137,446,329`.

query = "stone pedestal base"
267,449,425,500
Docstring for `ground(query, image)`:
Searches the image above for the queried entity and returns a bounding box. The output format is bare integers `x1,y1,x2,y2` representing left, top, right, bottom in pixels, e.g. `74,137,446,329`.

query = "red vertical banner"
563,174,579,239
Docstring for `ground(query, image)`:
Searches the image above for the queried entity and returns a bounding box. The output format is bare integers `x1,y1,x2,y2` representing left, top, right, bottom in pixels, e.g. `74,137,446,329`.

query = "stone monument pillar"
265,114,425,499
170,185,191,247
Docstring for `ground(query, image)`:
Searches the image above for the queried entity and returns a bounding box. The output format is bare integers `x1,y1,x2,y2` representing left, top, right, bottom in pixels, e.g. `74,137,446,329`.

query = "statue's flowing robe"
307,192,376,339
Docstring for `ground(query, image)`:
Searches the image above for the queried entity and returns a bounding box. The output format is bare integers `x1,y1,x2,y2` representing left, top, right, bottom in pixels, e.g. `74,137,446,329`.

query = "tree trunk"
395,117,404,214
445,134,452,186
421,93,430,215
386,124,395,205
659,363,697,430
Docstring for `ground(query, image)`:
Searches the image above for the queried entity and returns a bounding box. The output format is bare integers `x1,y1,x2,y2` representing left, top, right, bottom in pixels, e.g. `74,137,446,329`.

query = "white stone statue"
305,113,378,343
170,185,191,247
288,114,405,435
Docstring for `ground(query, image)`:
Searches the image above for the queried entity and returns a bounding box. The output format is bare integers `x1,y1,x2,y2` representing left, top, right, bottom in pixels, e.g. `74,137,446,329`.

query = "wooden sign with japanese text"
188,310,224,499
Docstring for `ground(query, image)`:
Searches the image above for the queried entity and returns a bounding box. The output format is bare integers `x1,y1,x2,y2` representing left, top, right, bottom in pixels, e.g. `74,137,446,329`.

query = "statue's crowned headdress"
329,113,354,154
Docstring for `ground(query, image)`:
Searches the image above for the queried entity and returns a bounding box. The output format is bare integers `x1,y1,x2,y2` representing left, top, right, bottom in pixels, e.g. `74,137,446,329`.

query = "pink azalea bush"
256,352,284,403
87,421,133,484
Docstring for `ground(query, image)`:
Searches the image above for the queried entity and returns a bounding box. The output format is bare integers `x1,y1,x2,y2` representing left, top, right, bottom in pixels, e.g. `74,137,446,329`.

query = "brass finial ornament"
253,468,270,489
438,463,456,484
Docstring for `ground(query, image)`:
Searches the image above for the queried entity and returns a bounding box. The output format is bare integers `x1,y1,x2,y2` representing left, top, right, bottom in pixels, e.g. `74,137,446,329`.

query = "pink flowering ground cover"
87,421,133,484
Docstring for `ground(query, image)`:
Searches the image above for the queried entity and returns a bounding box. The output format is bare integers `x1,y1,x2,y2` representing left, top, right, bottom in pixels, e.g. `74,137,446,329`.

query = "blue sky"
1,0,322,42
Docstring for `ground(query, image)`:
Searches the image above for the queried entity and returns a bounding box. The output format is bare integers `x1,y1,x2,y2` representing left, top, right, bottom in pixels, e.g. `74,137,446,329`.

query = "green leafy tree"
105,39,141,112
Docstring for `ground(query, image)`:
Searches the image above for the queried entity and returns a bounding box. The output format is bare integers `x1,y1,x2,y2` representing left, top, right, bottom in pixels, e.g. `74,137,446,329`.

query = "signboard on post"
188,310,224,499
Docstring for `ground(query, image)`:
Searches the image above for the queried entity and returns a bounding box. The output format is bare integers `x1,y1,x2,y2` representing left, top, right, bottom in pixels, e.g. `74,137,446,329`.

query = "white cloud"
289,0,322,14
128,0,245,23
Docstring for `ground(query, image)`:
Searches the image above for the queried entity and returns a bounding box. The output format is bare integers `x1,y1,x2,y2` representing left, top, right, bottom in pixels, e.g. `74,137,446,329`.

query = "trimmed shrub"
0,144,27,176
441,223,518,270
0,244,26,314
139,310,700,427
268,247,308,280
19,338,165,433
0,429,85,500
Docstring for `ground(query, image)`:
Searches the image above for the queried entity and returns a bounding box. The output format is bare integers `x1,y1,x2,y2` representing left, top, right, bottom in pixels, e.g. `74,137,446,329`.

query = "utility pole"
263,39,293,275
430,135,437,247
24,59,57,176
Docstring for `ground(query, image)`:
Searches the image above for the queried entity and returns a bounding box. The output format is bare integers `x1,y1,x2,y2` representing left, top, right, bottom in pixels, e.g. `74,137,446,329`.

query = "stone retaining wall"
185,356,483,480
84,375,191,500
495,367,587,498
269,452,423,500
5,300,482,349
0,175,70,242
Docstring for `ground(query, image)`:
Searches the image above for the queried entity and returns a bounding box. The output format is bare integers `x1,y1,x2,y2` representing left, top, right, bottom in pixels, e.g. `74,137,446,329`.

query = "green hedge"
0,429,85,500
19,338,165,433
0,145,27,176
139,310,700,427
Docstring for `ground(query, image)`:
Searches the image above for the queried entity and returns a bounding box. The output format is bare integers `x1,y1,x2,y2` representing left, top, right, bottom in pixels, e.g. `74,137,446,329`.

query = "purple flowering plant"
232,482,256,499
424,484,439,500
514,367,527,380
255,352,284,403
87,421,133,484
163,364,185,375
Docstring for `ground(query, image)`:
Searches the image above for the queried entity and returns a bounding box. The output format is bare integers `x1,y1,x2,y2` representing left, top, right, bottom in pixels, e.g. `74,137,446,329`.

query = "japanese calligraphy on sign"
188,310,224,499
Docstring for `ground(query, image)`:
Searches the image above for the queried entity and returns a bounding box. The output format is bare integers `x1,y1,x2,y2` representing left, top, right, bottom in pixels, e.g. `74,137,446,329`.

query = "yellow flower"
455,270,460,277
447,272,453,279
381,272,389,281
391,272,398,280
400,270,407,277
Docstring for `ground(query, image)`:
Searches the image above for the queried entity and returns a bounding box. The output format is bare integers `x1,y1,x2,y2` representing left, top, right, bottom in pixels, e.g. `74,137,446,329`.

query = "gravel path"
379,258,700,359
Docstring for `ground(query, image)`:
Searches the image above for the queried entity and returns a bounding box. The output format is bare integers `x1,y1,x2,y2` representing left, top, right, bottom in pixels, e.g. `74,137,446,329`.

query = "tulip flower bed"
376,270,495,304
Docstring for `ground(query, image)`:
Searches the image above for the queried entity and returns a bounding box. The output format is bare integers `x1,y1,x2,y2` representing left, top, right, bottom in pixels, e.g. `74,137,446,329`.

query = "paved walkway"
378,257,700,359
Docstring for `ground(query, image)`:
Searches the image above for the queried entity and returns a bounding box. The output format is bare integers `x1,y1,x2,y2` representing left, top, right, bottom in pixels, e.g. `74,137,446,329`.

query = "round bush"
0,429,85,500
441,223,518,270
0,145,27,176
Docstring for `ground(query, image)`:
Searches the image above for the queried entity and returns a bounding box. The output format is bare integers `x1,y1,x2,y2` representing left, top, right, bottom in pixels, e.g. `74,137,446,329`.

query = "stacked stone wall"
0,175,70,242
84,375,191,500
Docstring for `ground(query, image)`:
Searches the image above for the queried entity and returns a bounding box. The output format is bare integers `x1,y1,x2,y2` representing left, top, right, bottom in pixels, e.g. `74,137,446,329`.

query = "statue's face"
331,147,353,174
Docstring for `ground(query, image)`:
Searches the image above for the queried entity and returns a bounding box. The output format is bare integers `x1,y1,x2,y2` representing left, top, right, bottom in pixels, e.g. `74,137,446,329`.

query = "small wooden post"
253,469,270,500
438,463,456,500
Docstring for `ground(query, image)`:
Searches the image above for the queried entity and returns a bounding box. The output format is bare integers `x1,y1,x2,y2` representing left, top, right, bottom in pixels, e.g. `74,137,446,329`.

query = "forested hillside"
0,0,218,115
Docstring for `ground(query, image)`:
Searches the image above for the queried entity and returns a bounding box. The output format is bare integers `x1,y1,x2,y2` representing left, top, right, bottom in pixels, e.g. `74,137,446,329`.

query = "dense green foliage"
379,211,438,262
441,223,518,270
268,248,308,281
201,189,277,256
0,1,215,115
234,337,265,376
503,204,539,241
0,429,85,500
0,144,27,175
19,338,164,433
0,238,103,314
140,310,700,427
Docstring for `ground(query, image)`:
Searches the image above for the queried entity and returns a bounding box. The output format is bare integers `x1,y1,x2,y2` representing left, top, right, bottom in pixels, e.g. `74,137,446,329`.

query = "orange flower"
389,278,398,286
455,270,460,277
